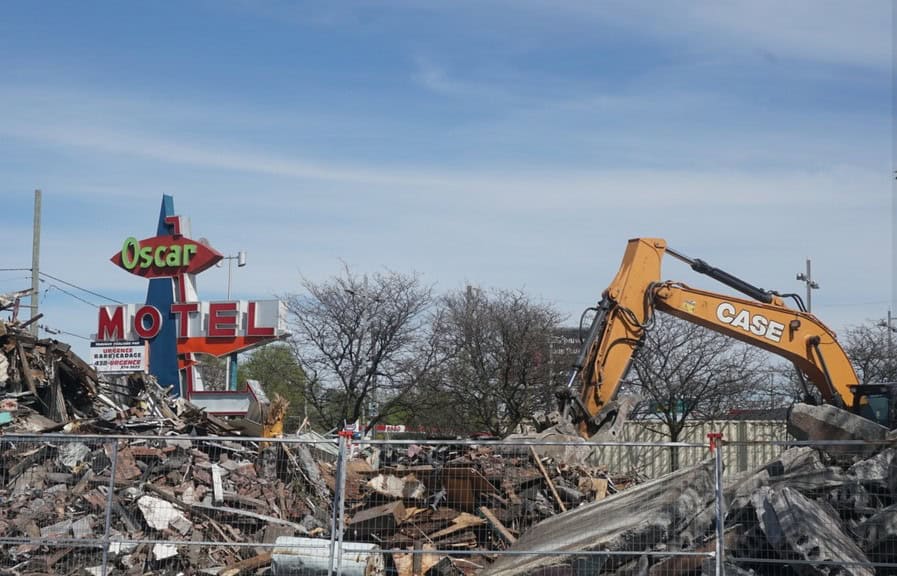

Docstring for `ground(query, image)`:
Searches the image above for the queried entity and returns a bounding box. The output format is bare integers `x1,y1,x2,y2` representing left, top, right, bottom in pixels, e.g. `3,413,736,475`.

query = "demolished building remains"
4,314,897,575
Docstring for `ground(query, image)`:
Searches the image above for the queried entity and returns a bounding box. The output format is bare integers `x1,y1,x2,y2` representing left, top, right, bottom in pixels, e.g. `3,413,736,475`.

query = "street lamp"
223,251,247,300
220,251,246,390
795,258,819,312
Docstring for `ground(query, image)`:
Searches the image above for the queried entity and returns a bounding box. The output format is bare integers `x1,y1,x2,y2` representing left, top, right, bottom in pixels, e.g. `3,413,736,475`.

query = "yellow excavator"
559,237,891,438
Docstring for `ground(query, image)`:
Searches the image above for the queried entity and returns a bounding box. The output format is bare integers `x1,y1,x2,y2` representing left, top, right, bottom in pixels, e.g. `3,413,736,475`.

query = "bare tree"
746,361,809,409
705,319,897,418
627,315,767,467
841,321,897,385
283,266,436,430
431,286,562,437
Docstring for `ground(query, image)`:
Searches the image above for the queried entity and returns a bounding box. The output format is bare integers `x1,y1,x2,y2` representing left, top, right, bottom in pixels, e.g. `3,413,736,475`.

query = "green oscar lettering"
121,237,140,270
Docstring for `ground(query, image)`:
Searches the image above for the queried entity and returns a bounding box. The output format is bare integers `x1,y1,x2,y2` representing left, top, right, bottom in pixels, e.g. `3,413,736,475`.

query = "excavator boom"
565,237,861,438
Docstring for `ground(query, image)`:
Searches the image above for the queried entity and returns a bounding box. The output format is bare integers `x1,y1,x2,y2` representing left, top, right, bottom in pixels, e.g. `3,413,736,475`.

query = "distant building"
548,327,583,386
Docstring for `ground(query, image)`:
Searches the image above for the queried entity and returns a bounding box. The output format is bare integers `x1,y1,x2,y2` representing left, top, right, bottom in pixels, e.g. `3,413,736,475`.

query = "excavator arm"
563,237,860,438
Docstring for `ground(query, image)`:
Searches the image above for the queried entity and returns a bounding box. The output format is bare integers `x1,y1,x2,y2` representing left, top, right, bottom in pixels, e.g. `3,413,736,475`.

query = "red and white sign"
110,235,223,279
96,300,286,358
103,208,288,414
89,341,149,373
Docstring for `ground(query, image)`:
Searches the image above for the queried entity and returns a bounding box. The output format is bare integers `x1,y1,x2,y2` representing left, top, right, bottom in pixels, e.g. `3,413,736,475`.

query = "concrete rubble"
482,460,718,576
482,403,897,576
787,403,888,458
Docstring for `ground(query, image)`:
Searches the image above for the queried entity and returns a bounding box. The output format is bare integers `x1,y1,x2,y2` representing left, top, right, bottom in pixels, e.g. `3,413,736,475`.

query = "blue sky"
0,1,893,358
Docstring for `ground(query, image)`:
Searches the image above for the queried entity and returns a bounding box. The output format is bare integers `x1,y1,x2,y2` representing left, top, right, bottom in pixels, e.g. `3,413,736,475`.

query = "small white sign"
89,341,148,373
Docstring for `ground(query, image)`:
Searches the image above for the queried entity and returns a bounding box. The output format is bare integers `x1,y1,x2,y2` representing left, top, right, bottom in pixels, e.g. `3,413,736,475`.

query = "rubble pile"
719,405,897,575
0,319,206,435
0,436,335,574
0,317,289,438
9,312,897,575
339,441,637,575
0,319,337,573
0,318,643,574
486,404,897,576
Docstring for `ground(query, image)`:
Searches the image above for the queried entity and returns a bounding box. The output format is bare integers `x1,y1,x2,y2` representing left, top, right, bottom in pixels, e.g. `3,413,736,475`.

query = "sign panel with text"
89,341,149,373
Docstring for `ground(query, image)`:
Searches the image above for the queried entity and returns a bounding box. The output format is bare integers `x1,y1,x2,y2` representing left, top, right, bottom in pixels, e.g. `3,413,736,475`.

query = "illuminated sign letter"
134,305,163,339
98,306,126,340
208,302,239,337
247,301,276,337
170,302,200,338
121,237,140,271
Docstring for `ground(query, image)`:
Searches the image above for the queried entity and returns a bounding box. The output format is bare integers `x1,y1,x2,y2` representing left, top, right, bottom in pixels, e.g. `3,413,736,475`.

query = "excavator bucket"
235,379,289,441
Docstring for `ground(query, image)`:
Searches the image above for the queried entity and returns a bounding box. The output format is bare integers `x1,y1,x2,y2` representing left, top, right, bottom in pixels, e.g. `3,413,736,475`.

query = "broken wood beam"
529,446,567,512
18,312,43,330
145,482,309,534
479,506,517,544
15,340,40,399
7,445,52,480
348,500,406,538
194,502,310,533
218,551,272,576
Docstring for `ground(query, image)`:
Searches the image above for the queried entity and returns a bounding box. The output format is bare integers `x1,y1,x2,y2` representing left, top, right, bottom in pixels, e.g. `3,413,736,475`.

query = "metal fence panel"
1,434,340,575
21,424,897,576
1,433,722,575
346,438,717,576
1,436,115,575
598,420,790,478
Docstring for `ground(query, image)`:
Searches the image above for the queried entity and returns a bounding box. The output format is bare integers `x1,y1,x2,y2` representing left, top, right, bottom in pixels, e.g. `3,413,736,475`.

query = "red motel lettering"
134,305,163,339
97,300,284,355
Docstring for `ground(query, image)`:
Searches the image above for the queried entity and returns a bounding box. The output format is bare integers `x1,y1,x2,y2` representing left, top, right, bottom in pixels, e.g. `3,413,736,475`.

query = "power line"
2,269,124,305
39,271,124,304
39,324,91,341
45,283,100,308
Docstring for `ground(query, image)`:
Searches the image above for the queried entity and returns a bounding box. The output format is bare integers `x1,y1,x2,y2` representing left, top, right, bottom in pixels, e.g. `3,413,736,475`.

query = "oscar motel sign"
94,196,286,414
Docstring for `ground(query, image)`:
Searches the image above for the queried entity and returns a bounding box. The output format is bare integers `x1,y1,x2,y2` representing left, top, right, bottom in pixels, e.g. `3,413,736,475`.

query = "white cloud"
2,95,885,212
1,77,889,362
537,0,891,68
412,56,507,100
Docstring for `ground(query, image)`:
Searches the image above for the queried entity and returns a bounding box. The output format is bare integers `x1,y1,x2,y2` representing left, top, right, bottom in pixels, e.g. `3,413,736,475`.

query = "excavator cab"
850,384,897,428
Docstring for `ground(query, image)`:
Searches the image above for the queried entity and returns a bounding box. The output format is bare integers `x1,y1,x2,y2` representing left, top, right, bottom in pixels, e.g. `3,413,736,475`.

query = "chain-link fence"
0,433,340,575
6,431,891,575
720,438,897,575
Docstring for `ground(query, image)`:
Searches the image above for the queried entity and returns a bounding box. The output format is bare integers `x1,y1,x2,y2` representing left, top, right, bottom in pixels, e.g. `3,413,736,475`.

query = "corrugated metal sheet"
593,419,791,479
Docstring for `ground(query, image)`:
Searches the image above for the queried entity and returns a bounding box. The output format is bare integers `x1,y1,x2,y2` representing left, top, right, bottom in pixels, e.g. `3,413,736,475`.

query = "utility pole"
888,310,893,371
30,189,42,336
881,310,896,379
796,258,819,312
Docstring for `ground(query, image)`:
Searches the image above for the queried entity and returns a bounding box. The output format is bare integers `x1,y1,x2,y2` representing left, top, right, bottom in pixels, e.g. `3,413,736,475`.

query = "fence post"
101,439,120,576
737,420,748,472
707,432,725,576
329,431,353,576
